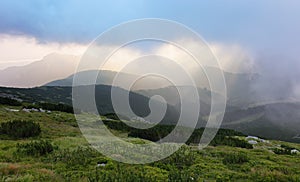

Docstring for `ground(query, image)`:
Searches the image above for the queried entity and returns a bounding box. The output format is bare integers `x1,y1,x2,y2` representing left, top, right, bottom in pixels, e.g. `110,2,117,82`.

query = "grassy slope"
1,86,300,143
1,105,300,181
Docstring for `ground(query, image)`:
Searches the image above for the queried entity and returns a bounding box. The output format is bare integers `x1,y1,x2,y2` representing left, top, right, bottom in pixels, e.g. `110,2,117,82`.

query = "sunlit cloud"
0,32,257,77
0,34,87,69
154,39,254,73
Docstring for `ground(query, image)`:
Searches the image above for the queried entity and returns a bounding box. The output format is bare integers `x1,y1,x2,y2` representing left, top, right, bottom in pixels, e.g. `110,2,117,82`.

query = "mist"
249,53,300,105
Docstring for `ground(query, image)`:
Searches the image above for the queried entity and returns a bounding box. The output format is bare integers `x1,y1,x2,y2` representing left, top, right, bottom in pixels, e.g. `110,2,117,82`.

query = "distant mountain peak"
0,53,80,88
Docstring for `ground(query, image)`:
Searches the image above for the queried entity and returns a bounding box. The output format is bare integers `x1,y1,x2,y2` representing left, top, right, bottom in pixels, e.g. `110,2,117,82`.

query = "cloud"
0,33,254,73
1,33,299,102
251,54,300,101
1,0,300,51
92,38,253,74
210,43,255,73
293,85,300,99
0,34,86,69
0,0,147,43
154,39,255,73
101,46,143,72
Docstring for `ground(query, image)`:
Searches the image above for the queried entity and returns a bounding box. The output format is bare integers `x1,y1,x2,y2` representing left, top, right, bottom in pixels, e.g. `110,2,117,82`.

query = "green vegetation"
25,102,78,113
222,152,249,165
272,144,299,155
0,120,41,139
1,86,300,143
273,148,291,155
16,140,55,156
103,113,130,121
210,136,253,149
52,147,100,168
0,94,78,114
1,104,300,181
106,120,251,149
0,97,22,106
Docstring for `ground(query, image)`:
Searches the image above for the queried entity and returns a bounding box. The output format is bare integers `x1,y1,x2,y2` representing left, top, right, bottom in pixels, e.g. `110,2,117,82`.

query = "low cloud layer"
251,54,300,102
0,35,86,69
0,34,299,104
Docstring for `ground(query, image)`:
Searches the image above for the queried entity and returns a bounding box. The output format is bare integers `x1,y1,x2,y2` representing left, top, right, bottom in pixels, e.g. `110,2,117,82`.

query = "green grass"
1,105,300,181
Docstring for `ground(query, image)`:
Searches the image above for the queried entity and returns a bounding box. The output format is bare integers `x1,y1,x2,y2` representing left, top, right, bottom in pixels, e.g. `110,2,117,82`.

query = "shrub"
24,102,79,113
155,145,196,170
88,165,168,182
0,120,41,138
128,125,176,142
52,147,99,167
273,148,291,155
0,97,22,106
210,136,253,149
128,125,249,148
168,168,195,182
222,152,249,165
281,144,295,151
104,113,120,120
102,120,132,132
16,140,55,156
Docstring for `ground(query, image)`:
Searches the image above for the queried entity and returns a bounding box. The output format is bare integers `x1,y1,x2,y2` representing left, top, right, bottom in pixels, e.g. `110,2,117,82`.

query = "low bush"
156,145,197,169
128,125,249,149
16,140,55,156
281,144,296,151
52,147,99,167
223,153,249,165
102,120,132,132
24,102,80,113
273,148,291,155
0,120,41,138
88,165,168,182
210,136,253,149
222,152,249,165
0,97,22,106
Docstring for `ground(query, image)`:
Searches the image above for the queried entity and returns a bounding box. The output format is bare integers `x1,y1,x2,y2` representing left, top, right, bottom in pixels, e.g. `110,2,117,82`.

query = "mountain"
0,53,259,107
45,70,174,90
0,53,79,88
45,67,259,107
0,85,180,125
1,85,300,143
0,53,291,109
135,86,222,118
135,86,300,142
221,102,300,142
203,67,259,107
46,70,139,88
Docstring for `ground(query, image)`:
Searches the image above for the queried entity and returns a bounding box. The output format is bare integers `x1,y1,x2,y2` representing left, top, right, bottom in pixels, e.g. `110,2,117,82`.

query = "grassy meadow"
1,104,300,181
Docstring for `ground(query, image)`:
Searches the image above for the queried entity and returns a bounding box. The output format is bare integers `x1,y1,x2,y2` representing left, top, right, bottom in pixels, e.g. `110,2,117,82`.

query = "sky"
0,0,299,74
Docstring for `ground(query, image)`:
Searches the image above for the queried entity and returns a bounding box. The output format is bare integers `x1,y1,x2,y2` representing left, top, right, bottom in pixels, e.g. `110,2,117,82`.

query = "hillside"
0,53,79,88
1,103,300,181
221,103,300,143
0,85,180,126
45,70,171,90
0,85,300,143
134,86,300,143
44,68,259,107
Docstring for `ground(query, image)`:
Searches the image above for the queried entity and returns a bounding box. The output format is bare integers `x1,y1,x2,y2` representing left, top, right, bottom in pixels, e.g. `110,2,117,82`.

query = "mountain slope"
45,67,259,107
1,85,300,143
45,70,139,88
0,85,180,125
45,70,174,90
1,104,300,181
0,53,79,87
221,103,300,142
